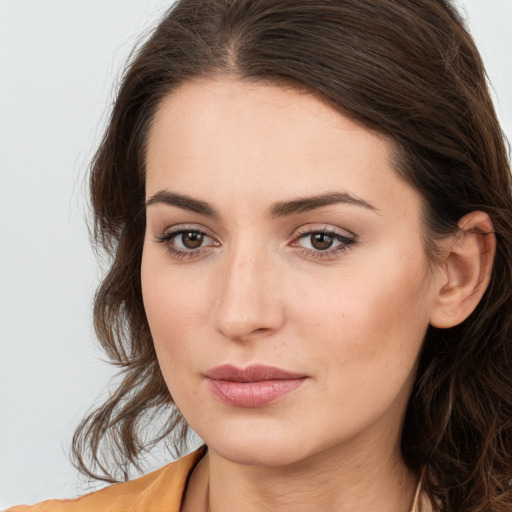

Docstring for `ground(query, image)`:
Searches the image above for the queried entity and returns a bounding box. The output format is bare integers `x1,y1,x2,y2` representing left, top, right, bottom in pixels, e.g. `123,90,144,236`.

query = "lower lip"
207,378,306,407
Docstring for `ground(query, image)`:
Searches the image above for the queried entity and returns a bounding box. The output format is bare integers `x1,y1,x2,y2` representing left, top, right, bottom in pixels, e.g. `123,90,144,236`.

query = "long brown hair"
73,1,512,510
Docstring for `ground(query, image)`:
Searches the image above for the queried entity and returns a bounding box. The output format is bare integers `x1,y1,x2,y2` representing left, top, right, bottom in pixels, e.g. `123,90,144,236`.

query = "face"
141,79,440,468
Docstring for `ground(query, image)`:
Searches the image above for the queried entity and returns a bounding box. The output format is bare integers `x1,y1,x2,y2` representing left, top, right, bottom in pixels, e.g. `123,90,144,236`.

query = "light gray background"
1,0,511,508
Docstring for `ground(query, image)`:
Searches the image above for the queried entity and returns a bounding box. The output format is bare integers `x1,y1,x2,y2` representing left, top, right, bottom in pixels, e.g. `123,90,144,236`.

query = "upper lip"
205,364,307,382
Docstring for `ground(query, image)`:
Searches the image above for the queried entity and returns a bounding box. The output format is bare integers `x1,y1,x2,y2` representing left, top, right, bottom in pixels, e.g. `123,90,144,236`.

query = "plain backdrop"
1,0,511,508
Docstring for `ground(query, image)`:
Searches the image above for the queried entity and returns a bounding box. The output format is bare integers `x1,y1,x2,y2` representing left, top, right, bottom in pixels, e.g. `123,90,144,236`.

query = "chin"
193,418,325,468
213,439,308,468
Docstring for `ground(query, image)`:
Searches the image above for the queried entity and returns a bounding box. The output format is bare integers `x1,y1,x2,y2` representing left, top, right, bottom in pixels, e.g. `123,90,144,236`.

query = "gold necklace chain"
202,474,424,512
204,478,212,512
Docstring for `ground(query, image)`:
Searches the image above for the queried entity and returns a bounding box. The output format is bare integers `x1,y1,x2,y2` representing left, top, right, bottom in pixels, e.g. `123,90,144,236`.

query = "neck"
184,437,417,512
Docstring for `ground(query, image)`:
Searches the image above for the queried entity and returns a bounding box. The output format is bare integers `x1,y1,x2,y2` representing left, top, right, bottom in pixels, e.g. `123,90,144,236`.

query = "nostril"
250,327,269,334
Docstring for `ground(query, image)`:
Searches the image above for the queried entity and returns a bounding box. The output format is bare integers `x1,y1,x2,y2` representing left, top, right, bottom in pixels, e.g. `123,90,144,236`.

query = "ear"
430,211,496,329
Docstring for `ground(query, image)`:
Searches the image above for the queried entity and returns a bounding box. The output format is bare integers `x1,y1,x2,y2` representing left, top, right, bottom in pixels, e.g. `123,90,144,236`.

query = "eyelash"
155,227,357,261
155,228,218,261
292,228,357,259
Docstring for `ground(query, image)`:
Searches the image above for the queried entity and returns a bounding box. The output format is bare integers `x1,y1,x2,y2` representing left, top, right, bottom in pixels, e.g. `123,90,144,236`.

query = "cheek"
140,248,208,384
140,249,244,423
143,290,208,364
291,246,433,381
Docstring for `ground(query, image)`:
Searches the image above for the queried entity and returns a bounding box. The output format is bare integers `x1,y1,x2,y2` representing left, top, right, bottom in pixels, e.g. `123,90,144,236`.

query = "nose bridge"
215,236,283,340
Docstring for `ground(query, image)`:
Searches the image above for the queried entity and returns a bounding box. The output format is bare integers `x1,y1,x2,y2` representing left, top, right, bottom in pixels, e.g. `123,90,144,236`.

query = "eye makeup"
154,223,357,263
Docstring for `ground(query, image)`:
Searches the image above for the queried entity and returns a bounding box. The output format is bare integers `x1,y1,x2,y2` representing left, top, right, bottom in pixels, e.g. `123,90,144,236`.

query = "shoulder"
6,448,206,512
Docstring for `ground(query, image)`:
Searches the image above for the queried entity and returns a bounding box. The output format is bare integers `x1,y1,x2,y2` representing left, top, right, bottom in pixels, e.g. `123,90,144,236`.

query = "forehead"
145,78,420,220
147,78,386,154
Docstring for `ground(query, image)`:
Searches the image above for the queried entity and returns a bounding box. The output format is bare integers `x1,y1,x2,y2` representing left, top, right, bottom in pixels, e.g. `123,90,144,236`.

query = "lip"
205,365,308,407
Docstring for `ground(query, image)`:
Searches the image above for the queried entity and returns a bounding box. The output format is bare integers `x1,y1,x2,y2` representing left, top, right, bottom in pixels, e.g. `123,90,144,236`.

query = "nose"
214,245,285,341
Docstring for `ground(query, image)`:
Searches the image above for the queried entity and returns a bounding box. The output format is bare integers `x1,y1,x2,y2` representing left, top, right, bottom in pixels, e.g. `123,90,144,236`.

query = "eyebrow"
270,192,377,217
146,190,219,217
145,190,376,218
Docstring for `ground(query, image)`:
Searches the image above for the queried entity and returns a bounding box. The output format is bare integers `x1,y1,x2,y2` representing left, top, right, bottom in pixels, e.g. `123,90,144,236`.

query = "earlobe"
430,211,496,329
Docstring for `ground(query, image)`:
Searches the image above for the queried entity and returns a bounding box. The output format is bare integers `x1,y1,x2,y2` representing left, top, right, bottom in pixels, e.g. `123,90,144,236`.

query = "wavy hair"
72,1,512,510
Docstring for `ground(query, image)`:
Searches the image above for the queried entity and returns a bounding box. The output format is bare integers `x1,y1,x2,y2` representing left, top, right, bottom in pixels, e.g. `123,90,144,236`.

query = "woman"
9,0,512,511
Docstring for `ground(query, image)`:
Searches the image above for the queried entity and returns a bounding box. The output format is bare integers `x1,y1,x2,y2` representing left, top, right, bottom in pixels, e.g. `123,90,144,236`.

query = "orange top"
8,447,432,512
7,448,205,512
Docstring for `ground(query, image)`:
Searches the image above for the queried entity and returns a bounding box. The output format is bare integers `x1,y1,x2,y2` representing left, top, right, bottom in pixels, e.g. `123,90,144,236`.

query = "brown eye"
310,233,334,250
180,231,204,249
293,229,356,257
158,229,214,252
156,228,218,259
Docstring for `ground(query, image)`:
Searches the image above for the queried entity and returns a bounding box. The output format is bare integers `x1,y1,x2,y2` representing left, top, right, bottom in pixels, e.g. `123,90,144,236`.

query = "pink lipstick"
205,365,307,407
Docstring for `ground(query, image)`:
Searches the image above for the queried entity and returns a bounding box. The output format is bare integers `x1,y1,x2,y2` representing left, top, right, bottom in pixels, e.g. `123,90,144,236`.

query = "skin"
140,78,493,512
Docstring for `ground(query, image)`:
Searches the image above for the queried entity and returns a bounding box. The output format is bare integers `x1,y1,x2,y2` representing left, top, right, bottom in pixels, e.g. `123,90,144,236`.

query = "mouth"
204,364,308,407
